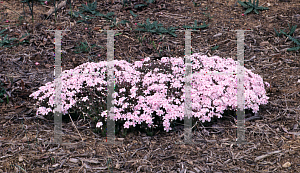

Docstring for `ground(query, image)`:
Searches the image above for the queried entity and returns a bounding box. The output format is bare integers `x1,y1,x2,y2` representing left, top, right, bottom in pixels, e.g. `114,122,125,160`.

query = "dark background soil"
0,0,299,172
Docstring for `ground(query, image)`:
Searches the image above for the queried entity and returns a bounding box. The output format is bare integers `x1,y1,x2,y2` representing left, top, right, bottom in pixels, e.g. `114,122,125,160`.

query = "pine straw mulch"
0,0,299,172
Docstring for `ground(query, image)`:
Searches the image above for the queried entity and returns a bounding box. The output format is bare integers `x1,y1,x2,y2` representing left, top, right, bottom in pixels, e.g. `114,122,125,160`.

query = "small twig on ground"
254,150,282,162
68,114,84,141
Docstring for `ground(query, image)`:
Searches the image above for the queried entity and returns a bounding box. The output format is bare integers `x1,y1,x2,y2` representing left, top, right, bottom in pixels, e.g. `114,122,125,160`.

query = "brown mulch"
0,0,299,172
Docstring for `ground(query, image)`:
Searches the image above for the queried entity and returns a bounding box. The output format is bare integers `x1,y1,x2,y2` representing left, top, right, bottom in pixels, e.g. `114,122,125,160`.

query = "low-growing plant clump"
30,53,270,136
238,0,269,15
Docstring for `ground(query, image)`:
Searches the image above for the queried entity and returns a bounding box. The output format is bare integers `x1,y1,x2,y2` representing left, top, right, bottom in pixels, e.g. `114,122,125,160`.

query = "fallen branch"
45,0,67,17
254,150,282,162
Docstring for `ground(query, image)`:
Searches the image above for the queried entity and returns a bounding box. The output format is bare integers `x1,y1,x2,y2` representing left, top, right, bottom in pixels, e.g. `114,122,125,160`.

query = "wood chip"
282,161,291,168
69,158,79,163
260,41,269,47
254,150,282,162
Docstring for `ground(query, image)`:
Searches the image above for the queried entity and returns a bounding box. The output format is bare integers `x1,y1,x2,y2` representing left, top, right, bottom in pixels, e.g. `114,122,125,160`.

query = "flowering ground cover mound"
30,53,270,135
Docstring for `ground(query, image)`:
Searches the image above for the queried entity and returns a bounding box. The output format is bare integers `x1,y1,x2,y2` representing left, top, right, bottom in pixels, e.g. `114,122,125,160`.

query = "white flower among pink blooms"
30,53,270,132
96,122,103,128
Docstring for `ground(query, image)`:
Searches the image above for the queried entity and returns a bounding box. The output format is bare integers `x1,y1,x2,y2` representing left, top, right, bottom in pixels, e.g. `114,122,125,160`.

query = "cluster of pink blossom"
30,53,270,132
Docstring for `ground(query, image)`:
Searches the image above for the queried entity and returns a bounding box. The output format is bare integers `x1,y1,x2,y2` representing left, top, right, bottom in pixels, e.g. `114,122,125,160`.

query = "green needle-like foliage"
134,3,148,9
211,45,219,51
182,20,209,30
0,29,8,37
238,0,269,14
79,1,98,15
135,18,178,37
69,11,82,18
274,23,297,37
74,41,98,54
136,18,163,32
0,35,18,47
96,12,115,21
133,0,155,9
274,24,299,51
129,10,137,17
284,33,300,52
